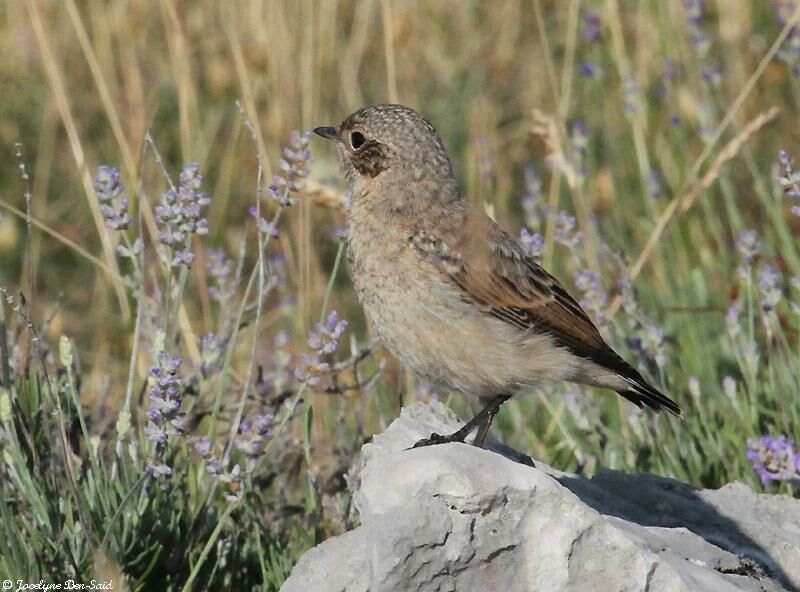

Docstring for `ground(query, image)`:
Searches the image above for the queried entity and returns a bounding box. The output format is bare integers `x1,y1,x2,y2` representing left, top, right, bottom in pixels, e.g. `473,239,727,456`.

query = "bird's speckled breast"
345,205,419,343
345,201,530,397
346,203,456,387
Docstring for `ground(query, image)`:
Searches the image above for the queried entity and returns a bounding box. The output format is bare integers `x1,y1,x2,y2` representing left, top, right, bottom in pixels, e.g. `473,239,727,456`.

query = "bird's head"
314,104,457,204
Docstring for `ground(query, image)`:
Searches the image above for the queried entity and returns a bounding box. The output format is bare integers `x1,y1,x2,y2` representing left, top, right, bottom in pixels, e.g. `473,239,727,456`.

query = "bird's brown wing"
409,209,611,360
409,207,681,415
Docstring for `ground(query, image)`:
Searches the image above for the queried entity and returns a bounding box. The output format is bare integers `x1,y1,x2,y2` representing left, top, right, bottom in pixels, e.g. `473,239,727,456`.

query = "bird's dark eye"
350,131,366,150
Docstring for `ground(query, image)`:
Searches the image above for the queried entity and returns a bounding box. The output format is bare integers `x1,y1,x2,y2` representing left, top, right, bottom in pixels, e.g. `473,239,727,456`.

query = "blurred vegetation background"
1,0,800,586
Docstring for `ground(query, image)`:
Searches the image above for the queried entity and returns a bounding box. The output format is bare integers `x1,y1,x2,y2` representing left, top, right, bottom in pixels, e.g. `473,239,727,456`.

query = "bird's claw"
411,432,463,449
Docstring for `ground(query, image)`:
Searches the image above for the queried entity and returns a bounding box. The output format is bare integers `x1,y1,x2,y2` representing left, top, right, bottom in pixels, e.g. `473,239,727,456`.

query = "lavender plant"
144,351,186,479
746,436,800,486
772,2,800,78
95,165,132,231
579,9,602,78
778,150,800,217
155,162,210,268
0,126,364,589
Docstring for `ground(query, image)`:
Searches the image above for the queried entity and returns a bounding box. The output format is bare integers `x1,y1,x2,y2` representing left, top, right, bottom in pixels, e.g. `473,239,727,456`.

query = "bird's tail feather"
617,375,682,417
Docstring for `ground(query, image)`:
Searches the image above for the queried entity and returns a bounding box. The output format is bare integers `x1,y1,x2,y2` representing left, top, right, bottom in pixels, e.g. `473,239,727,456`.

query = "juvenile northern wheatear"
314,104,680,448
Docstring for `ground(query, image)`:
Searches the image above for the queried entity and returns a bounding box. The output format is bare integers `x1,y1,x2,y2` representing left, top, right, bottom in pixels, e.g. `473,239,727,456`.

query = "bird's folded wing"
408,209,625,372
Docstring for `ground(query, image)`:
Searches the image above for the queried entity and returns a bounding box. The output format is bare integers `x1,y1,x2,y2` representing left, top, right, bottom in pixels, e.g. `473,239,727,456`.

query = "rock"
280,529,369,592
280,402,800,592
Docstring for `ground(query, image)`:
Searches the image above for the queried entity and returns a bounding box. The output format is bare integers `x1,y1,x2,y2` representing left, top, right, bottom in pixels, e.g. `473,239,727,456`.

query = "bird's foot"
412,430,469,449
409,394,512,450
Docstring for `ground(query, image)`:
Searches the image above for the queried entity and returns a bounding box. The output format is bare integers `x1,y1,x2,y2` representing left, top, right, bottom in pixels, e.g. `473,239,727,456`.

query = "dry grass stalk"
531,108,579,191
25,0,130,319
678,107,781,214
304,179,349,209
607,106,781,316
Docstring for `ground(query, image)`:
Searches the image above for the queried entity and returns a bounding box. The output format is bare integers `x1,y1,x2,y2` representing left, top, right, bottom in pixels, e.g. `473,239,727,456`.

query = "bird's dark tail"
617,372,682,417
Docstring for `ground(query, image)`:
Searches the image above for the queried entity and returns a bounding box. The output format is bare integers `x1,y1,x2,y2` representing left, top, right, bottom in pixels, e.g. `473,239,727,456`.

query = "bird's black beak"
313,126,339,142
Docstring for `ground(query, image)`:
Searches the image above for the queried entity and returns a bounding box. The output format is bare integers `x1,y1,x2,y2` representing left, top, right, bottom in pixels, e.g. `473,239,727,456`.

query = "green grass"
0,0,799,589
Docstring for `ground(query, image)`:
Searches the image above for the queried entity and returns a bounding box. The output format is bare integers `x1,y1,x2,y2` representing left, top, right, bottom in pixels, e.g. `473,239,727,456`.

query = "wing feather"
408,207,681,416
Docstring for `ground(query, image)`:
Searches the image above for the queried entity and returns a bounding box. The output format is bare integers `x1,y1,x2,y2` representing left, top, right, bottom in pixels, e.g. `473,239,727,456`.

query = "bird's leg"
412,394,511,449
473,395,509,448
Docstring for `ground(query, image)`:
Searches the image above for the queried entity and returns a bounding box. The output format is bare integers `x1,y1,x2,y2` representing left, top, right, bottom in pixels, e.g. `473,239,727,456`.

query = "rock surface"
281,402,800,592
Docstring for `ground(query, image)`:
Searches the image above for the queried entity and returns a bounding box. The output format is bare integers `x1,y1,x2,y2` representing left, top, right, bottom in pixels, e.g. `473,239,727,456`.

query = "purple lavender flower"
773,2,800,78
683,0,710,52
682,0,721,82
144,351,185,477
193,435,213,458
581,10,601,43
143,424,168,446
521,165,544,230
145,463,173,479
94,165,132,230
646,170,662,199
573,269,608,325
777,150,800,216
206,248,235,302
269,131,313,205
200,332,222,376
726,304,742,337
171,248,195,267
193,437,245,501
116,238,142,259
658,62,674,100
576,13,601,79
249,206,281,237
701,63,723,84
414,382,440,401
155,162,211,267
618,276,640,318
206,456,223,477
218,463,244,503
554,212,583,251
735,229,761,264
234,411,275,471
296,310,348,386
658,60,683,125
682,0,706,27
308,311,348,354
746,435,800,486
758,264,783,312
250,131,314,232
519,228,544,260
579,61,600,78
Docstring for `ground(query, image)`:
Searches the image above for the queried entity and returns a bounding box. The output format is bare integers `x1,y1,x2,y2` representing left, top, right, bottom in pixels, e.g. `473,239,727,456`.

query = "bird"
313,104,680,449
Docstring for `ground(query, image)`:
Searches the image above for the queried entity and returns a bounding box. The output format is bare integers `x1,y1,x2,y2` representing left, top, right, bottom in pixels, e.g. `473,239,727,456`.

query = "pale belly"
347,235,577,397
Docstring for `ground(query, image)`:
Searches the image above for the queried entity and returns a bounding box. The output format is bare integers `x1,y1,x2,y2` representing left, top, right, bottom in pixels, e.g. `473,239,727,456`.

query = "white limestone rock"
281,402,800,592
